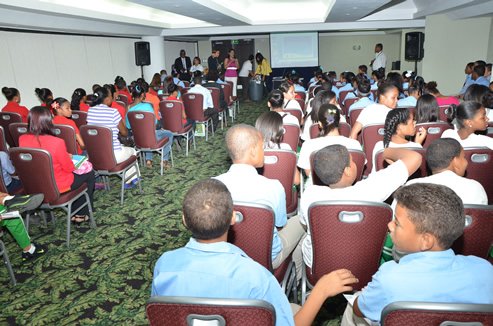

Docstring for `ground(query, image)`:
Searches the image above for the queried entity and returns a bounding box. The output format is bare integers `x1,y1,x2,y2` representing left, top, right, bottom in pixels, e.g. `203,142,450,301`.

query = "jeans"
145,129,174,161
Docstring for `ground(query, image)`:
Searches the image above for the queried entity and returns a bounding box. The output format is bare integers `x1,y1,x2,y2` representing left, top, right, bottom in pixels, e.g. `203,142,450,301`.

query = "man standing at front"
370,43,386,73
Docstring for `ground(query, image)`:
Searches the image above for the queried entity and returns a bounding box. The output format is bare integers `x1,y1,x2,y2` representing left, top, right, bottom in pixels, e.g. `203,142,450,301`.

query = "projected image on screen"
270,32,319,68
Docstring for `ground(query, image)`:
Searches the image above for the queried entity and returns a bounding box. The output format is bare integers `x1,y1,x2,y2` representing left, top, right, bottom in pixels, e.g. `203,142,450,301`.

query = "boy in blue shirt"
342,183,493,325
152,178,358,326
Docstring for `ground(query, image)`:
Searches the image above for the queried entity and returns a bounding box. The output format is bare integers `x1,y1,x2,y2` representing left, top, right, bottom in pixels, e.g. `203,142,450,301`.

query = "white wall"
197,40,212,66
487,20,493,64
319,32,401,74
163,41,197,75
0,30,141,110
422,14,492,95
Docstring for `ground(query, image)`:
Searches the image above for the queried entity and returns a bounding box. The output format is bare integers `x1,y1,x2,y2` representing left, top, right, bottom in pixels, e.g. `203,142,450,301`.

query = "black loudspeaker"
405,32,424,61
135,41,150,66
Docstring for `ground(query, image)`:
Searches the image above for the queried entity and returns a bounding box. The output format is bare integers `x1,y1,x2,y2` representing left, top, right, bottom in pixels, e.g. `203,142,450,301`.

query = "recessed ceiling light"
345,13,351,15
352,6,358,10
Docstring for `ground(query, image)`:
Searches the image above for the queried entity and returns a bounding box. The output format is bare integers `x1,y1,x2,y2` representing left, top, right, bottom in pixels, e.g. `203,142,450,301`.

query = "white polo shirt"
356,104,391,127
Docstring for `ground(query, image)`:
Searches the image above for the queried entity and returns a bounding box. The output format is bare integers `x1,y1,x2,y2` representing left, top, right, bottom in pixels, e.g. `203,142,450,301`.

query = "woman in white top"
268,90,299,126
255,110,300,185
298,104,361,179
441,101,493,149
279,81,303,116
190,56,204,74
372,107,427,172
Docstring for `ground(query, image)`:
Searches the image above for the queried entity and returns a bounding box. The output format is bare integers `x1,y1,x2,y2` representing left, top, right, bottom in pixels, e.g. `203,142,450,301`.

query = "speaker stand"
414,60,418,74
140,65,144,79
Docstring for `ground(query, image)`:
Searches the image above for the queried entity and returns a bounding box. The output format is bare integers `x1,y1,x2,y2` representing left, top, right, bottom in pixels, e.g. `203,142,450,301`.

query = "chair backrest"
295,91,306,102
451,204,493,259
295,98,306,114
207,87,221,111
116,94,129,107
343,98,359,116
115,100,127,110
307,201,392,291
282,123,300,151
228,202,275,271
338,90,353,106
349,107,364,127
361,124,385,175
0,126,8,152
181,87,190,94
262,150,298,215
182,93,206,121
127,111,159,150
308,85,319,99
220,83,233,106
0,112,22,147
307,120,352,139
146,296,276,326
10,148,60,203
463,148,493,204
381,301,493,326
53,124,78,155
283,109,302,125
438,105,453,122
80,125,117,171
374,147,428,179
415,122,453,149
160,100,186,133
310,149,366,185
71,110,88,129
8,122,28,147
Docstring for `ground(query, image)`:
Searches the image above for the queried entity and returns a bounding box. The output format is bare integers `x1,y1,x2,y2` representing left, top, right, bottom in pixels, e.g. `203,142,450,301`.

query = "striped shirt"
87,104,122,151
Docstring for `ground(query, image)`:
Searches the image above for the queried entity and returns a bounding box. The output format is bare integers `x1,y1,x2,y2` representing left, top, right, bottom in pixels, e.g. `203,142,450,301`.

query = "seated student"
298,104,361,180
137,78,160,122
441,101,493,149
302,90,338,141
350,82,398,139
401,70,415,90
396,85,420,107
424,81,460,107
300,145,422,268
415,93,439,123
347,76,374,114
386,72,405,99
103,84,126,120
214,124,305,272
114,76,132,104
171,68,185,89
70,88,90,112
166,83,194,128
151,178,358,326
358,65,371,83
1,87,29,122
459,62,475,95
342,183,493,326
0,151,22,193
405,138,487,205
463,84,493,120
34,87,53,108
279,82,303,114
308,68,323,86
291,73,306,92
370,68,385,91
203,70,228,115
52,97,85,154
187,75,219,129
0,193,46,261
338,71,356,93
470,63,490,87
268,90,300,126
371,108,426,173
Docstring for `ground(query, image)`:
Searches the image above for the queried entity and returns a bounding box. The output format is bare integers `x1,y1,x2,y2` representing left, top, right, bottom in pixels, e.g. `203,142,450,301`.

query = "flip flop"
71,215,89,224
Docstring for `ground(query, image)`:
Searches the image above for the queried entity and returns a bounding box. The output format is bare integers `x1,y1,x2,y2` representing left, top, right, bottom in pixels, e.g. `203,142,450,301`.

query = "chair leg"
301,263,307,305
185,133,189,156
120,173,125,205
66,203,72,247
85,192,96,228
1,240,16,286
160,149,164,176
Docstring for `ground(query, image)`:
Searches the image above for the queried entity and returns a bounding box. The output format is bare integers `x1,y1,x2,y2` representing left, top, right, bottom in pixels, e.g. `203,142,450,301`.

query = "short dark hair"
394,183,464,249
225,124,261,162
268,90,284,109
207,69,219,81
167,82,178,94
183,179,233,240
193,75,202,85
426,138,462,172
377,81,398,100
473,64,485,77
314,145,350,185
358,65,368,73
463,84,493,109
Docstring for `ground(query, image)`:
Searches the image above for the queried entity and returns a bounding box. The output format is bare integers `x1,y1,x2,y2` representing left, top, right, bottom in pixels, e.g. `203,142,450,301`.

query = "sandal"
146,160,153,168
71,215,89,224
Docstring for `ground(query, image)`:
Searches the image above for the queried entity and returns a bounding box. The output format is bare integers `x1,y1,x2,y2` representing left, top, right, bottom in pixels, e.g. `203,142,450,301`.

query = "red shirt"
53,115,82,154
19,134,74,193
111,101,126,120
79,102,90,112
436,96,460,107
118,89,132,104
166,95,187,124
1,101,29,122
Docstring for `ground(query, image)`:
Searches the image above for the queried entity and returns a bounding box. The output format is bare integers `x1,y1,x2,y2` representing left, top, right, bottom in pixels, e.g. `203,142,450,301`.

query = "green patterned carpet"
0,99,344,325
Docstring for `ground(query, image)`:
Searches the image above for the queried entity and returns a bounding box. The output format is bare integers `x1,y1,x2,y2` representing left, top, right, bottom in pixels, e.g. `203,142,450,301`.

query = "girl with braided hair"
371,107,427,173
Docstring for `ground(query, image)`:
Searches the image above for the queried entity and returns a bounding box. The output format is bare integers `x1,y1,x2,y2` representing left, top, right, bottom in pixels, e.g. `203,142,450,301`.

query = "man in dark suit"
174,49,192,81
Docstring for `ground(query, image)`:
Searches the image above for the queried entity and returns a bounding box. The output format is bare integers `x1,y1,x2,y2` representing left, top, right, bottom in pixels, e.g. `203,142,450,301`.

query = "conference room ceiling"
0,0,491,37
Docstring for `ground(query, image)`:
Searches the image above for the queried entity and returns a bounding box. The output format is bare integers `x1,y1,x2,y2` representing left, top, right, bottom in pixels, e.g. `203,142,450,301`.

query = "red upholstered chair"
343,98,359,116
308,85,319,99
283,109,302,125
361,124,385,175
0,230,16,285
116,94,129,107
381,302,493,326
229,202,296,299
349,107,364,127
451,205,493,259
308,122,351,139
0,112,22,148
146,296,276,326
415,122,453,149
220,82,235,122
206,87,226,129
10,148,95,247
282,123,300,152
338,90,353,107
301,201,392,304
295,98,306,114
463,148,493,204
53,124,78,155
262,149,298,216
438,105,453,122
310,149,366,185
159,100,196,156
295,91,306,102
182,93,214,141
115,100,127,111
309,124,320,139
128,111,172,175
181,87,190,94
8,122,28,148
80,125,142,204
0,126,8,152
374,147,428,180
71,110,88,130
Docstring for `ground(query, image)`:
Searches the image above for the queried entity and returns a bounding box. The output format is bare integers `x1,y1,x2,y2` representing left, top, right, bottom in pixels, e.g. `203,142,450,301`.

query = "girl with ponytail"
70,88,89,112
1,87,29,122
298,104,361,180
372,107,427,172
441,101,493,149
